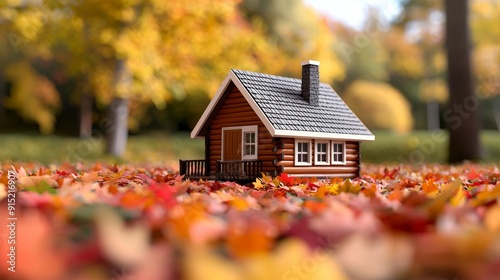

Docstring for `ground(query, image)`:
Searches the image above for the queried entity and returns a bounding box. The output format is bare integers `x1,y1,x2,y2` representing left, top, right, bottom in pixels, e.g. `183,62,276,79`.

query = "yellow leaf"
344,179,361,194
253,178,264,190
327,183,339,195
424,179,462,216
94,208,150,267
183,246,240,280
261,173,272,183
243,239,349,280
450,188,467,207
230,198,249,211
484,205,500,233
272,177,281,187
335,233,413,280
0,184,6,201
472,184,500,206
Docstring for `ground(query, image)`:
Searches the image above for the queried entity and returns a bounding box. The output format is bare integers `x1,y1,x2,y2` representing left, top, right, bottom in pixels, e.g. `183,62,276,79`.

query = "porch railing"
216,160,263,181
180,159,263,181
179,159,208,177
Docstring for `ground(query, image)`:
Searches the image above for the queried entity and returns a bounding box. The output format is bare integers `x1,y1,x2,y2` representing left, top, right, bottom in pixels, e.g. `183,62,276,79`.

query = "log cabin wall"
207,85,276,177
277,139,360,178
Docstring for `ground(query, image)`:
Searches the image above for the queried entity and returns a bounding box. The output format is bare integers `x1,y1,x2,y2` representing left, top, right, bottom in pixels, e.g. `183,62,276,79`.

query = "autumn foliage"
1,163,500,279
343,80,414,133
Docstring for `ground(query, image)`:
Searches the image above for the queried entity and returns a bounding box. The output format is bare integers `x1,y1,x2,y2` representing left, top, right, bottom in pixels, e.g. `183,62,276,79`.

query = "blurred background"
0,0,499,164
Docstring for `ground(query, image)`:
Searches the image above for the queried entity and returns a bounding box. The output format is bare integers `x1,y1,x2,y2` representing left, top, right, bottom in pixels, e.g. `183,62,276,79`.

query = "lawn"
1,130,500,164
362,130,500,163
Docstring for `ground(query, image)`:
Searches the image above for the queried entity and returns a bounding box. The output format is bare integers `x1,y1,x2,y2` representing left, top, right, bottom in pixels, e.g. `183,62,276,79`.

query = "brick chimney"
301,60,320,106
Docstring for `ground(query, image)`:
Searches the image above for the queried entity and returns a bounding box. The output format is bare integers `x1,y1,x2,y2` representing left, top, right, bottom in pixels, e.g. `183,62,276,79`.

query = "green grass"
0,130,499,165
363,130,500,163
0,132,204,166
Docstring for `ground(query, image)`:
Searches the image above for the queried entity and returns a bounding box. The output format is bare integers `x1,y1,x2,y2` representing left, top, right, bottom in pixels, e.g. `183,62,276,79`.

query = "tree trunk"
79,91,93,138
445,0,482,163
105,59,130,157
493,96,500,131
427,101,440,131
105,97,129,156
0,74,5,124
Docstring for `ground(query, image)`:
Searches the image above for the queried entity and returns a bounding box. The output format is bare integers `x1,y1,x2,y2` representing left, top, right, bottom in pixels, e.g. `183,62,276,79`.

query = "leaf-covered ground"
1,163,500,280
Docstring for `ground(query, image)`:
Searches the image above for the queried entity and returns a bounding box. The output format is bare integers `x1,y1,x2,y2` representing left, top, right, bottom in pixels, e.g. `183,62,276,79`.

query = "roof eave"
273,129,375,141
190,70,277,139
190,75,232,139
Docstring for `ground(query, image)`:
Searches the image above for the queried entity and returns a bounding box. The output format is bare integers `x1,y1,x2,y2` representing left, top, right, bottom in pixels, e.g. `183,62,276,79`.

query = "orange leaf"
226,218,275,258
362,184,377,198
316,185,328,199
421,179,438,195
388,186,403,201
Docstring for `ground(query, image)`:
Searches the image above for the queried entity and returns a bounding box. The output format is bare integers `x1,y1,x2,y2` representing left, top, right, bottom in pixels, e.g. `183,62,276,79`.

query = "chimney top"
301,60,320,106
301,60,320,66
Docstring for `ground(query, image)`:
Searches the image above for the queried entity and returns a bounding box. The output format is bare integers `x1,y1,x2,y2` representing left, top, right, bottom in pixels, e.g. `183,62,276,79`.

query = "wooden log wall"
207,86,278,176
277,140,360,178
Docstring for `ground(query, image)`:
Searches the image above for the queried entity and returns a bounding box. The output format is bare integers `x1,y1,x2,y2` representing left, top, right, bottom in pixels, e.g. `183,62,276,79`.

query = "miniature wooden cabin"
180,60,374,181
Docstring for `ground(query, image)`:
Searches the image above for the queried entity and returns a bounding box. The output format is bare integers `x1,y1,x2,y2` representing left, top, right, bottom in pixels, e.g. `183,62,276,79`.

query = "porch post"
216,160,221,181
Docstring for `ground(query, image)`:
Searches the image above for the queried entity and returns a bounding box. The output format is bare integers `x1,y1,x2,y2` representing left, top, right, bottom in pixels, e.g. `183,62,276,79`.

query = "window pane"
250,145,255,155
339,144,343,153
251,133,255,143
339,153,343,162
322,154,326,162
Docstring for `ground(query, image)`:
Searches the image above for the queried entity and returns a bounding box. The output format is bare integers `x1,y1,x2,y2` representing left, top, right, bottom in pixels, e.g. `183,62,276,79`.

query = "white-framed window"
331,142,346,164
295,139,312,166
242,125,258,160
244,131,256,157
315,140,330,165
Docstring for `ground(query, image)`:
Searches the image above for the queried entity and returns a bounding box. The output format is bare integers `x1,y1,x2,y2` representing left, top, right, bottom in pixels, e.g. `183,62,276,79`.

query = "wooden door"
223,129,242,161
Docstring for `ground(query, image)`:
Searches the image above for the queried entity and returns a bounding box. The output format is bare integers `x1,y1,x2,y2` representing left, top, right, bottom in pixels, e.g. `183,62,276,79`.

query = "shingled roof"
191,68,375,141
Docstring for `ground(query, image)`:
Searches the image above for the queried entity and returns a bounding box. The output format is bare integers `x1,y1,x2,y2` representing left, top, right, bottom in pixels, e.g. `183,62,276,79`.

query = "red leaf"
278,173,294,186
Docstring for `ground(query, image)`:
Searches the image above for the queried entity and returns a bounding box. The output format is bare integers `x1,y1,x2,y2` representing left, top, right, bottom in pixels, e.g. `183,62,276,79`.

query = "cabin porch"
179,159,263,182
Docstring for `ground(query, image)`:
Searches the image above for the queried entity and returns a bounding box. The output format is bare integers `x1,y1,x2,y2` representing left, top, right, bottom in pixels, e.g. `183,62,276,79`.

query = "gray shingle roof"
232,69,373,137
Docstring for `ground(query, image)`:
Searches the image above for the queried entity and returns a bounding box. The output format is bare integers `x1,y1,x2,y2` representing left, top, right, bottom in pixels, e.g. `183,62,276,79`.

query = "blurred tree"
333,12,389,91
2,0,301,156
4,62,61,134
0,1,61,133
471,0,500,130
342,80,414,134
396,0,446,131
397,0,500,133
240,0,345,82
445,0,482,162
